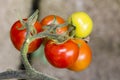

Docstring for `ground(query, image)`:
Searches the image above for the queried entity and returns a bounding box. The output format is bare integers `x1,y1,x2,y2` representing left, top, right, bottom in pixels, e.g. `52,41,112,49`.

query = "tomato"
44,40,79,68
10,19,43,54
68,39,92,72
68,12,93,38
41,15,68,34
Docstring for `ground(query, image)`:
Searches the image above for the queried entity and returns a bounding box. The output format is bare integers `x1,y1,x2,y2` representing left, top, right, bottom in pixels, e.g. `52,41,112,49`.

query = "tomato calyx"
30,23,70,44
67,24,90,43
17,10,39,37
68,24,76,37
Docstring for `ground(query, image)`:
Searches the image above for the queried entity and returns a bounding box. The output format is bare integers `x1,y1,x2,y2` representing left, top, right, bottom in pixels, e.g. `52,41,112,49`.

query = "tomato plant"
10,19,43,54
7,10,94,80
44,40,79,68
41,15,68,34
9,10,93,71
68,12,93,38
68,39,92,71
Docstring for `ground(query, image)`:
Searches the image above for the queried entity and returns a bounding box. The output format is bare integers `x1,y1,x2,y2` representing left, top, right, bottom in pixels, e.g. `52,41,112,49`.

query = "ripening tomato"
68,12,93,38
10,19,43,54
41,15,68,34
44,40,79,68
68,39,92,72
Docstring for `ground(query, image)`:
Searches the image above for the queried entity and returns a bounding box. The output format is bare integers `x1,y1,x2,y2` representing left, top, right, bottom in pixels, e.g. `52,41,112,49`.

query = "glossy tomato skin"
44,40,79,68
68,39,92,72
41,15,68,34
10,19,42,53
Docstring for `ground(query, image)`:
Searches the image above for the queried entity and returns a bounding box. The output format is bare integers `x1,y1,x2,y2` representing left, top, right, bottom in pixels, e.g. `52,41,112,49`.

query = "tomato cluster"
10,12,93,72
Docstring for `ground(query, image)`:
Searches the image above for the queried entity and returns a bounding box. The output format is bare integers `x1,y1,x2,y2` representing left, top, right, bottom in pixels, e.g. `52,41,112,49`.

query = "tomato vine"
0,9,93,79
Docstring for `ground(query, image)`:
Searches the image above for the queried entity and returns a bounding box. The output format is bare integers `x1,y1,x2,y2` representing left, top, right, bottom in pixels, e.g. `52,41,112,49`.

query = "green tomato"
68,12,93,38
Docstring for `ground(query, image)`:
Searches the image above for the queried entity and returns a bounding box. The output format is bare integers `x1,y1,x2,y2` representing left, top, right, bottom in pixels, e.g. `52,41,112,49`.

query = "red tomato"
44,40,79,68
68,39,92,71
10,19,43,54
41,15,68,34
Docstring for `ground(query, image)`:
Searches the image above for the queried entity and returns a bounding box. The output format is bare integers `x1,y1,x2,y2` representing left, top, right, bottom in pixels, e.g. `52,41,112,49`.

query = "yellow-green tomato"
68,12,93,38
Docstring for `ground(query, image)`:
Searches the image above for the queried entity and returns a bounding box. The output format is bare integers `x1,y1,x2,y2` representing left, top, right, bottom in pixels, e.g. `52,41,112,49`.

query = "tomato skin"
41,15,68,34
68,39,92,71
68,12,93,38
44,40,79,68
10,19,43,53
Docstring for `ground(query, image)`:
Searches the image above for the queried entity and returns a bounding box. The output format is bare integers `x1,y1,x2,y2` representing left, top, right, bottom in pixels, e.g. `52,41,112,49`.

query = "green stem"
20,39,34,71
20,27,58,80
20,29,36,74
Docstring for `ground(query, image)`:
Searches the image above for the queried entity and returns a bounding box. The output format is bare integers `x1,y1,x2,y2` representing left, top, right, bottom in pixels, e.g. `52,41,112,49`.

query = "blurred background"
0,0,120,80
